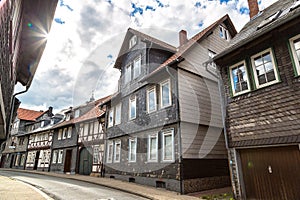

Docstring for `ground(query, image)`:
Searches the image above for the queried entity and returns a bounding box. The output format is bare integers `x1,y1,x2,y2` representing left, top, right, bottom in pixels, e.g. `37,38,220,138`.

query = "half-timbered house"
104,16,236,194
213,0,300,199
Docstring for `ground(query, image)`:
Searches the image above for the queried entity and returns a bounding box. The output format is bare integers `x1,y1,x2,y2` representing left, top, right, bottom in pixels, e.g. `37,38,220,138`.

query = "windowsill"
161,160,175,163
160,104,172,109
231,89,251,97
255,79,280,90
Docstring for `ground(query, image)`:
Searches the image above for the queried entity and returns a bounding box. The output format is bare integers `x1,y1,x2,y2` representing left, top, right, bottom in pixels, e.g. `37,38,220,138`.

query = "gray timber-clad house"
104,15,237,194
213,0,300,199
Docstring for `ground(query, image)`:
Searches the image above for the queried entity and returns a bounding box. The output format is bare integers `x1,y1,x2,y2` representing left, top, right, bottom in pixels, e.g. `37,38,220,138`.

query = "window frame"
289,34,300,76
229,61,251,96
58,129,62,140
147,133,158,162
124,64,132,84
108,108,114,127
162,129,175,162
147,86,157,113
128,137,137,163
129,95,136,120
93,145,100,164
62,128,67,139
129,35,137,49
57,150,63,164
114,140,121,163
67,127,72,138
115,103,122,125
250,48,279,89
219,25,230,41
106,141,113,163
133,55,141,79
160,79,172,108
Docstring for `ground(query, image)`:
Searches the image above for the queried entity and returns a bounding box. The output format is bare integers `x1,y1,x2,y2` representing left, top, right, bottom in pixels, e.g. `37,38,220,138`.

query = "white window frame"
251,48,279,89
160,79,172,108
129,96,136,120
67,127,72,138
162,129,175,162
208,49,216,59
57,150,63,164
219,25,230,41
107,141,113,163
93,145,100,164
114,140,121,163
229,61,251,96
289,34,300,76
74,109,80,118
129,35,137,49
147,133,158,162
62,128,67,139
40,121,44,128
115,103,121,125
147,87,157,113
108,108,114,127
58,129,62,140
128,138,137,162
125,64,132,84
133,55,141,79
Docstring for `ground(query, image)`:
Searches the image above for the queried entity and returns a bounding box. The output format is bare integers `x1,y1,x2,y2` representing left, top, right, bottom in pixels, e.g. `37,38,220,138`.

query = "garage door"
239,145,300,200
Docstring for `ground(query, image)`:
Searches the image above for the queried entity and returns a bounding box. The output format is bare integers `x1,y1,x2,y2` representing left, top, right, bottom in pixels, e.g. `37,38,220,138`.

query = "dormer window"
40,121,44,128
219,25,230,41
129,35,137,49
66,113,71,121
257,10,282,29
74,110,80,118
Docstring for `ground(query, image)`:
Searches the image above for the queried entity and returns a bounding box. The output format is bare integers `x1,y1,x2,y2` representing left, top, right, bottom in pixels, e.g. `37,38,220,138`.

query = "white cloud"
19,0,279,113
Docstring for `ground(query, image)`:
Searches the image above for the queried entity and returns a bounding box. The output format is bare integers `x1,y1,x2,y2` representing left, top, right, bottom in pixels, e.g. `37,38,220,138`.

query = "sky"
16,0,278,113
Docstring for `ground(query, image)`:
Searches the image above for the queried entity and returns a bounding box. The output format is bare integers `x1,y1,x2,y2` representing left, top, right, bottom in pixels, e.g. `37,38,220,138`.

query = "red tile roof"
17,108,44,121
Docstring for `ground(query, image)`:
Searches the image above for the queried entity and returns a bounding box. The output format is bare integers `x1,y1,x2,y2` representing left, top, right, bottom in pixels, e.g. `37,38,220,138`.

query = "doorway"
33,151,40,170
79,147,92,175
64,150,72,173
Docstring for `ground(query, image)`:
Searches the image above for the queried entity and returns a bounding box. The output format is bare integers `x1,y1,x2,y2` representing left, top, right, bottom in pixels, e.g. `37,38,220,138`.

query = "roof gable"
114,28,176,69
17,108,44,121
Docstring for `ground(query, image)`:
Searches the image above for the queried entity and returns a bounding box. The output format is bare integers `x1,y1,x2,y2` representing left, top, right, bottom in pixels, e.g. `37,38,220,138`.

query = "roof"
53,95,111,129
214,0,300,60
114,28,177,69
144,14,237,79
17,108,44,121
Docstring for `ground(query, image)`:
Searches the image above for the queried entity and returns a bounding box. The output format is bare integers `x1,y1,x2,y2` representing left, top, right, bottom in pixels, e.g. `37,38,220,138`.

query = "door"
10,154,15,168
33,151,40,170
0,155,6,168
239,145,300,200
64,150,72,173
79,147,92,175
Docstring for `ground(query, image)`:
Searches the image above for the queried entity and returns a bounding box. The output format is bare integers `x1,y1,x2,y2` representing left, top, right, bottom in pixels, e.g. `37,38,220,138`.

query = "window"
125,64,132,84
160,79,172,108
115,103,121,125
67,127,72,138
74,110,80,118
147,87,157,113
62,128,67,139
94,121,99,134
162,130,174,162
15,154,20,166
251,48,279,88
148,134,158,162
20,154,25,166
128,138,137,162
58,129,62,140
129,96,136,120
89,122,94,135
229,61,251,96
133,55,141,79
108,108,114,127
57,150,63,163
129,35,137,49
107,141,113,163
84,123,89,136
93,146,100,164
289,34,300,76
52,150,58,164
114,140,121,163
219,25,230,41
208,49,216,59
18,137,25,145
40,121,44,128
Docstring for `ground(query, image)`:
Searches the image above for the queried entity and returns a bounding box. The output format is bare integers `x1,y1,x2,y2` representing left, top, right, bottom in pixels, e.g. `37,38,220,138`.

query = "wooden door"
33,151,40,170
239,146,300,200
64,150,72,173
79,147,92,175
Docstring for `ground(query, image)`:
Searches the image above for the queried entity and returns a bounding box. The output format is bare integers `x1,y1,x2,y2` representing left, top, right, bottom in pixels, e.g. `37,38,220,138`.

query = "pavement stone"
0,168,201,200
0,175,52,200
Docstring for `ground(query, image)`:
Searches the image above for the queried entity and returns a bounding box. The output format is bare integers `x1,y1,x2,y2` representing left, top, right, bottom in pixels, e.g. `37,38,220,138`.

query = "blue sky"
16,0,278,113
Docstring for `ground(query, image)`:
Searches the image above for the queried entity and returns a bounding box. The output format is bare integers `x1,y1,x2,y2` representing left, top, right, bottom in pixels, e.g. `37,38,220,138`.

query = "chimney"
48,106,53,117
247,0,259,19
179,30,188,46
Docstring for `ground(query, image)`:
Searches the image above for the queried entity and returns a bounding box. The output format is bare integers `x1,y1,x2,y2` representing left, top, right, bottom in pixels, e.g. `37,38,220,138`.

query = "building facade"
104,17,237,194
214,0,300,199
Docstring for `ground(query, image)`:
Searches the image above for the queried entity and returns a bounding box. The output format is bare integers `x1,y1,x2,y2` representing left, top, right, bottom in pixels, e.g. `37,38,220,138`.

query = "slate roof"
114,28,177,69
214,0,300,60
17,108,44,121
144,14,237,79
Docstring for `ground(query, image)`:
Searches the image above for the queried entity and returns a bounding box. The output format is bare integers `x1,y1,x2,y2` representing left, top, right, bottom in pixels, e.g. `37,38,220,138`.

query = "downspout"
166,65,183,194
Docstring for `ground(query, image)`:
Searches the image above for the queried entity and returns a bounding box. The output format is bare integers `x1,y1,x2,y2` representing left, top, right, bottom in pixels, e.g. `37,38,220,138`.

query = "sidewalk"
0,175,52,200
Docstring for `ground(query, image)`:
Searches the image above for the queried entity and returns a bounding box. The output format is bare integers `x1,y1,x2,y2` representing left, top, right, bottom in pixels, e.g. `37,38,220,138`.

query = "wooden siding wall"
180,122,227,159
219,24,300,147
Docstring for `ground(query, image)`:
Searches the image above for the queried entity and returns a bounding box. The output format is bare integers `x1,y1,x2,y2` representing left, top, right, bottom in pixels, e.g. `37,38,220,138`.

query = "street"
0,171,148,200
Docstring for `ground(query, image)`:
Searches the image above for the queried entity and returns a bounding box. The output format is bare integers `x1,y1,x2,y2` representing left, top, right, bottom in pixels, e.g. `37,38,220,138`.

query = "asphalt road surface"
0,171,148,200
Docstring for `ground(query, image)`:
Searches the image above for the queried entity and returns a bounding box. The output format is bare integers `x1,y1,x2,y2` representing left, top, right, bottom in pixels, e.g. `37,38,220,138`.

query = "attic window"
290,0,300,11
219,25,230,41
257,10,282,29
74,110,80,118
129,35,137,49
